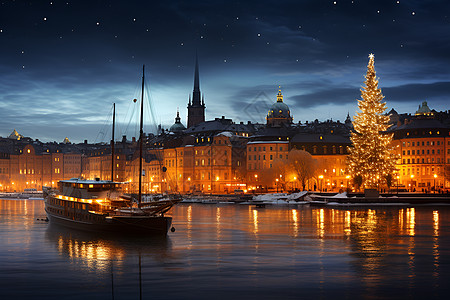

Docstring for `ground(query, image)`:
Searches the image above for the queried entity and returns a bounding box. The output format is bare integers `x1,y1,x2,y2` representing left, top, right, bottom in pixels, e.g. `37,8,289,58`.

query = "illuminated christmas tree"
348,54,397,189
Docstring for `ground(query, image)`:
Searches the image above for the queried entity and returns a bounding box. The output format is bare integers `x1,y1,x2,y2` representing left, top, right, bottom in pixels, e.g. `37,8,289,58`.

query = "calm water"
1,200,450,299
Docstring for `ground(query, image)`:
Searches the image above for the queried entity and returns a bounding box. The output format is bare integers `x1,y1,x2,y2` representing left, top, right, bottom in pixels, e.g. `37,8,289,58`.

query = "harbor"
1,198,450,299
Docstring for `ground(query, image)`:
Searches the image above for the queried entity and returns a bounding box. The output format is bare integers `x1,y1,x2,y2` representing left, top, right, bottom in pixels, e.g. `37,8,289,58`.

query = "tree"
288,149,318,191
347,54,397,189
271,158,288,191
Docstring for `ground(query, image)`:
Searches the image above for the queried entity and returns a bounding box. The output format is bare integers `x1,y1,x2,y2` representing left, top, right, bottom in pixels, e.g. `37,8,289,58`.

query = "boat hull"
45,204,172,235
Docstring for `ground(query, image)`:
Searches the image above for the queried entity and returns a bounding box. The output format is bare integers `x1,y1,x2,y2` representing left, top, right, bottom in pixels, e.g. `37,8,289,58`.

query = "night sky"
1,0,449,143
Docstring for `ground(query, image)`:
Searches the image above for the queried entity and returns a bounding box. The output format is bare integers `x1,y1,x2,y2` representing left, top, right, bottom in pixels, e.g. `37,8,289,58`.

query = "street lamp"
279,174,282,192
410,174,414,192
396,175,400,195
318,175,324,192
434,174,437,193
345,175,350,192
276,178,279,193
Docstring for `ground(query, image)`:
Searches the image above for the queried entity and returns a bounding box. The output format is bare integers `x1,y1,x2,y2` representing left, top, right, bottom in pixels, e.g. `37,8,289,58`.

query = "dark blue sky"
1,0,449,143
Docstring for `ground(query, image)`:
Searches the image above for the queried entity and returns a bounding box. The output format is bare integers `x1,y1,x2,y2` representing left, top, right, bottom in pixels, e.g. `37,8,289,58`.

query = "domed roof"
266,87,292,127
268,101,290,118
170,110,186,132
415,101,432,116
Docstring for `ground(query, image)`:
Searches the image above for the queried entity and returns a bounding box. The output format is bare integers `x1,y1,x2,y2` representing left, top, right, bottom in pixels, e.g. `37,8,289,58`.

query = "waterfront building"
246,88,352,192
389,105,450,191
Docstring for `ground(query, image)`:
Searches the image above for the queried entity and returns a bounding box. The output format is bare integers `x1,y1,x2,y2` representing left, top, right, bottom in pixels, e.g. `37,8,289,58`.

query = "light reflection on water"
1,199,450,299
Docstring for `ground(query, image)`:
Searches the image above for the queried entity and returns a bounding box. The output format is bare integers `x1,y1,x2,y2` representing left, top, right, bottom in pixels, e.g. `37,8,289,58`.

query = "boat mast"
111,103,115,182
138,65,145,204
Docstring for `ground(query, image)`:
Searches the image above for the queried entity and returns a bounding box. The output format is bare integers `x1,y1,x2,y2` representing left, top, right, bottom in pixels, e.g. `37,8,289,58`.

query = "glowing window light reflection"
433,210,439,237
432,210,440,277
406,207,415,236
315,209,325,238
216,207,221,236
252,209,259,234
292,209,299,236
344,210,351,235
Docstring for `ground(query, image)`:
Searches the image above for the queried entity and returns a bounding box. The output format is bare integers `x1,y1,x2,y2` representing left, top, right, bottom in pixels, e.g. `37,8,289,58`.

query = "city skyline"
1,0,449,143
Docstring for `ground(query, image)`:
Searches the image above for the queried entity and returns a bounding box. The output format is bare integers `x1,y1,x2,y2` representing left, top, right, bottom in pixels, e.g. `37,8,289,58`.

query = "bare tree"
287,149,318,191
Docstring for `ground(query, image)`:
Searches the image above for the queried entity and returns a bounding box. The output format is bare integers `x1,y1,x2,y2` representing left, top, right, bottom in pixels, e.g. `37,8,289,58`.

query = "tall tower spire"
192,53,201,105
187,53,206,128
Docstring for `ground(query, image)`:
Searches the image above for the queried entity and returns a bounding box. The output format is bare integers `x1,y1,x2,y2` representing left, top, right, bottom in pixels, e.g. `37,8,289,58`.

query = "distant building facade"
389,104,450,191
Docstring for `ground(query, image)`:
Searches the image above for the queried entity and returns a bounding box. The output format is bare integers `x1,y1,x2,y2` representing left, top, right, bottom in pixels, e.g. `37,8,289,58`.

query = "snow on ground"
252,191,309,204
330,192,348,198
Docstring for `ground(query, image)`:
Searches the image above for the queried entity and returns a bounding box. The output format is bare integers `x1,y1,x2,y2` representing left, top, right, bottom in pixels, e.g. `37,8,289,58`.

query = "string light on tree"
347,53,397,189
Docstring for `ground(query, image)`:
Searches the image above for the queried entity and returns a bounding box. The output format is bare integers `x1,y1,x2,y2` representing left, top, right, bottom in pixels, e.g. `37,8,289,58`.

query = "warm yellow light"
345,175,350,179
276,179,279,182
410,174,414,179
216,176,220,181
293,177,297,180
254,174,258,178
318,175,324,179
187,177,191,181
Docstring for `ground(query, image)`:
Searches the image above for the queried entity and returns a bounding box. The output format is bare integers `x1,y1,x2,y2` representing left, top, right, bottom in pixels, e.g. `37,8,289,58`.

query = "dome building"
266,87,293,127
415,101,433,117
169,109,186,133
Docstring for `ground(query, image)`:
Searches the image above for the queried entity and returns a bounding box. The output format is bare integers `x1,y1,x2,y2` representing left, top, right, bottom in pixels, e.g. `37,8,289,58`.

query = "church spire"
187,53,206,128
192,53,201,106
